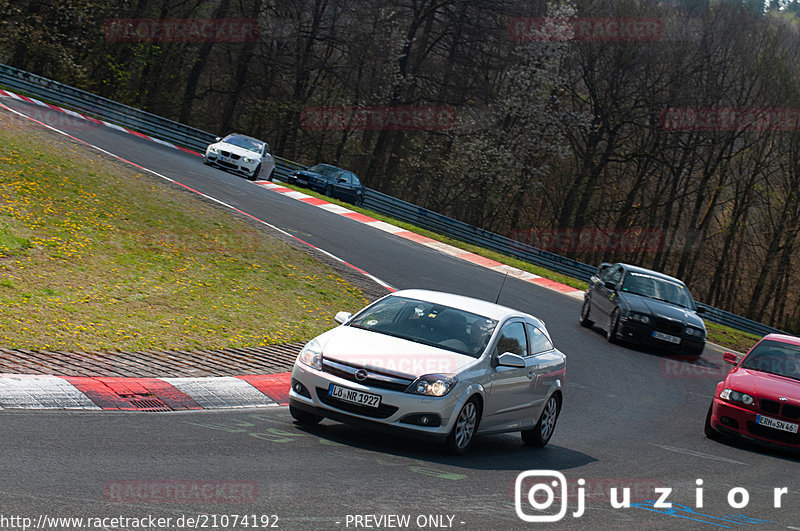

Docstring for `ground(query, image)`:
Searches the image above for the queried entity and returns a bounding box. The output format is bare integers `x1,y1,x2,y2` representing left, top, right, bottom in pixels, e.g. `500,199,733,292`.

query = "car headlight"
685,327,704,337
243,157,255,163
719,388,754,406
297,339,322,370
629,313,650,324
407,374,457,397
208,146,219,154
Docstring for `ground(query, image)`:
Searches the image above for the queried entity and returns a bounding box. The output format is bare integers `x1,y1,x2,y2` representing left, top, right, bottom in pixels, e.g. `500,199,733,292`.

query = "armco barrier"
0,64,784,338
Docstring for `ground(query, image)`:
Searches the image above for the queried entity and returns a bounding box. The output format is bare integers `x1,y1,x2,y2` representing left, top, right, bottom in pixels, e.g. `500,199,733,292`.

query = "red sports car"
705,333,800,451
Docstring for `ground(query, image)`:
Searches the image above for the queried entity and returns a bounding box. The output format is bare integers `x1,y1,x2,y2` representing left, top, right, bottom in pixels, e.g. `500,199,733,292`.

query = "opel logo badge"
355,369,368,381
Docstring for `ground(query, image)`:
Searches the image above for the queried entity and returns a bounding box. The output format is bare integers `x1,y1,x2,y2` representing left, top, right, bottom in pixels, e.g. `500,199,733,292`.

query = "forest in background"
2,0,800,331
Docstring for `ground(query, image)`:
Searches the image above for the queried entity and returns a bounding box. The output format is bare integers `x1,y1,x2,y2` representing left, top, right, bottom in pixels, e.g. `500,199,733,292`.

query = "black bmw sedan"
580,262,707,356
287,163,365,206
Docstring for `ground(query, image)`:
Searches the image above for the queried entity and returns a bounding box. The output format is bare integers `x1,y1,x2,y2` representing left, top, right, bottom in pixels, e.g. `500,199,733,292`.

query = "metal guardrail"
0,64,784,338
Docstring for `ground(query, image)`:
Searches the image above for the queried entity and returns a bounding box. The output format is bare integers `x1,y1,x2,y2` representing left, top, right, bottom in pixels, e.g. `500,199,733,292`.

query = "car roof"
760,333,800,347
390,289,536,323
223,133,265,143
308,163,343,171
616,263,687,285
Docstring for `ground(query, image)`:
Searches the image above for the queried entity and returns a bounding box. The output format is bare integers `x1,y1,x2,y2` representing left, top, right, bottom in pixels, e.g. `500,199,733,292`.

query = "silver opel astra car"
289,289,566,454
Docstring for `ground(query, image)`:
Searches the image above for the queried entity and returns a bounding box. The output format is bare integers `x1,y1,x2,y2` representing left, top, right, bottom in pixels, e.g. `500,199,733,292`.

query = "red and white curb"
0,373,290,411
254,182,586,300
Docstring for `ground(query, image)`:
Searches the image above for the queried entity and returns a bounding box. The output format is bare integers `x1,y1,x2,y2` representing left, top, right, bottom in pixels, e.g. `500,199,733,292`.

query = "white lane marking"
654,444,747,465
282,191,312,200
423,241,468,257
489,265,541,280
163,377,277,409
365,220,407,234
318,203,353,214
0,375,100,410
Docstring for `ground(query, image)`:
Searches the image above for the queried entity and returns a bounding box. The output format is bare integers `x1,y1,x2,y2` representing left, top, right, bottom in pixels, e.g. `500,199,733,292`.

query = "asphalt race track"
1,99,798,530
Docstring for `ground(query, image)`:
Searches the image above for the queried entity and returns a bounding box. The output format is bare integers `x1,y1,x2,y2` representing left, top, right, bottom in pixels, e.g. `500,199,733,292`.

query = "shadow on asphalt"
292,421,597,471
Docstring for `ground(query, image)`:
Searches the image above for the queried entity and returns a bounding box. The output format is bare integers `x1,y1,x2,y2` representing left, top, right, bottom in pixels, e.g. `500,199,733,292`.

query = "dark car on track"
579,262,707,356
287,164,365,206
705,333,800,452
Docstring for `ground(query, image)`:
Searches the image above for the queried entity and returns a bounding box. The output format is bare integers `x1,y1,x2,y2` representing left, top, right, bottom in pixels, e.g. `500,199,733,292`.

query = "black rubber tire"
289,404,323,425
606,309,621,344
248,164,261,181
354,193,364,206
522,394,560,447
324,184,333,197
704,403,720,440
266,167,275,181
579,299,594,328
445,397,481,455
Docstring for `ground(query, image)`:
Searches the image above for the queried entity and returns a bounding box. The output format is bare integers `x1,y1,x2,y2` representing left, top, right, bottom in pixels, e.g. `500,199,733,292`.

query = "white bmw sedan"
289,289,566,454
203,133,276,181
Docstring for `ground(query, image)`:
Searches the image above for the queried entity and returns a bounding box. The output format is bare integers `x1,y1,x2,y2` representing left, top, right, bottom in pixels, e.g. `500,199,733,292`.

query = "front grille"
760,399,781,415
652,318,683,336
757,399,800,420
783,404,800,420
316,387,398,419
321,359,413,392
747,421,800,445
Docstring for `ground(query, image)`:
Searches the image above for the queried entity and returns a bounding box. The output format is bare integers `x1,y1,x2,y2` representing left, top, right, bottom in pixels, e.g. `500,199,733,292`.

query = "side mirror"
723,352,737,365
338,178,347,183
603,281,617,290
496,352,526,368
215,136,221,141
696,306,706,314
334,312,352,324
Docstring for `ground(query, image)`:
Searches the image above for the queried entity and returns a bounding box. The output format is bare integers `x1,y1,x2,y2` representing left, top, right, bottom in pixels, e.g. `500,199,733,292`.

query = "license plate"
652,331,681,344
756,414,799,433
328,384,381,409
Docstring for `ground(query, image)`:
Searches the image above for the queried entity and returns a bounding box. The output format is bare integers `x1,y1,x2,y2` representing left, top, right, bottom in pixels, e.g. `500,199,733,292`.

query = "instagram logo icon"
515,470,571,522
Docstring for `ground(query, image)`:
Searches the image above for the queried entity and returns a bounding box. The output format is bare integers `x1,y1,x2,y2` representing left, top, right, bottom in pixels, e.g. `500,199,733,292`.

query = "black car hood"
622,293,705,328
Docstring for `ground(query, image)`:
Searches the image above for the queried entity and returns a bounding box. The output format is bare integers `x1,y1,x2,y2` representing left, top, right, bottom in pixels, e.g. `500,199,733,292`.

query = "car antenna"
495,271,510,304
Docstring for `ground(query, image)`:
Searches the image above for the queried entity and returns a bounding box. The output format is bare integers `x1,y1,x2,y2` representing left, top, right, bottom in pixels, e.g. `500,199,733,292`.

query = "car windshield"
348,296,498,358
222,135,264,154
307,164,342,178
620,272,693,309
741,340,800,381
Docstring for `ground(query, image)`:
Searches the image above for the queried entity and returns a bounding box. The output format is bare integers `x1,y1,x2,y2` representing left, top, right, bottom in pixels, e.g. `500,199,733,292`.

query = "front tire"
324,184,334,197
704,403,720,440
290,404,323,425
579,299,594,328
266,167,275,181
522,394,560,447
248,164,261,181
606,309,621,344
445,397,480,455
